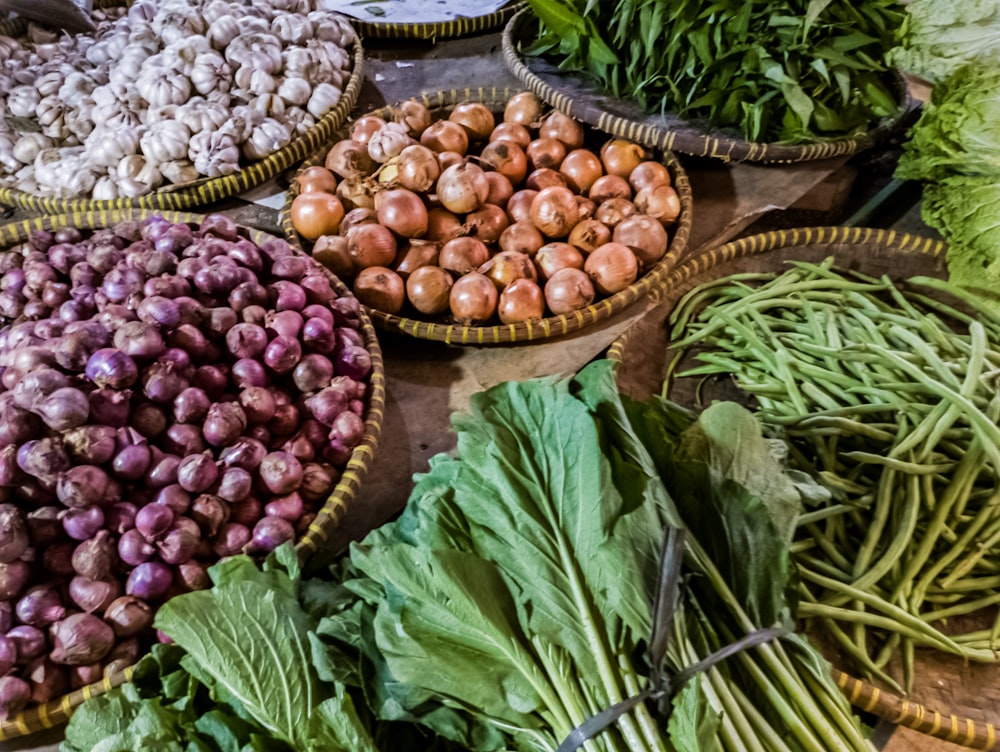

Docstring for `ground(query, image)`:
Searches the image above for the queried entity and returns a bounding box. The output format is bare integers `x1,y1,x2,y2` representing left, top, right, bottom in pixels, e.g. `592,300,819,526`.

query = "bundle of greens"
888,0,1000,83
895,62,1000,300
521,0,903,144
62,362,874,752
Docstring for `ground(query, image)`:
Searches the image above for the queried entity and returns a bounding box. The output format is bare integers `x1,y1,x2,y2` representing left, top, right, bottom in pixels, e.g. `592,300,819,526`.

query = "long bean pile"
665,257,1000,693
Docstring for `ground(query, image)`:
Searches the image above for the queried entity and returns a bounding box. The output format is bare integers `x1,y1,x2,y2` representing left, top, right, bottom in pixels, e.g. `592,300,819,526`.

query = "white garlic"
306,82,342,119
234,66,277,96
201,0,233,24
35,97,67,139
242,117,292,161
248,93,286,118
177,97,230,134
189,129,240,178
277,76,311,107
190,50,230,96
6,86,41,118
92,175,120,200
280,106,315,138
160,158,199,185
272,14,312,45
205,15,241,50
140,120,192,164
225,33,282,73
86,126,141,169
57,72,98,102
163,37,211,76
13,133,54,165
136,66,192,109
367,122,413,163
34,70,65,98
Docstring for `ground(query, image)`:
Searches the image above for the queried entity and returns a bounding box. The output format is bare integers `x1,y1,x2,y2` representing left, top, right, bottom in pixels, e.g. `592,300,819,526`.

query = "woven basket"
607,226,1000,750
0,209,385,739
281,87,693,345
0,17,365,213
502,8,912,165
347,0,522,40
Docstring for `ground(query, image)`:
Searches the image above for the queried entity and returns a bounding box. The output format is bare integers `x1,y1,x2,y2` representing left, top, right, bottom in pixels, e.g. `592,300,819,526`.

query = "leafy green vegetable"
521,0,903,143
888,0,1000,83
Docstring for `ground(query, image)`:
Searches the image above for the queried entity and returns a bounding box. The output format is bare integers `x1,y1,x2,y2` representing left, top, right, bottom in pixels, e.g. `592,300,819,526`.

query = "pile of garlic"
0,0,357,200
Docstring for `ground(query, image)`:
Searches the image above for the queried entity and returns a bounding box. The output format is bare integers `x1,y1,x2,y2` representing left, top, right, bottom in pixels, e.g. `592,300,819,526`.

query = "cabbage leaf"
889,0,1000,83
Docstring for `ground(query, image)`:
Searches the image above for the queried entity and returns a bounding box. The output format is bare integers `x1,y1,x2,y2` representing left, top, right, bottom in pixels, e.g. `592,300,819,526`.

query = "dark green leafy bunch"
522,0,905,143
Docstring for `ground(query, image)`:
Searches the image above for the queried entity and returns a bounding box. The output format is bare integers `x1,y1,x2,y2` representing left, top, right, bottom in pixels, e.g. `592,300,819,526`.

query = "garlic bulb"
248,93,286,118
277,76,311,106
206,15,241,49
279,106,314,137
160,159,199,185
35,96,67,139
225,34,282,73
7,86,41,118
367,122,413,163
92,175,120,200
86,127,141,169
177,98,230,134
117,155,162,196
190,50,230,96
135,66,192,108
242,118,292,161
13,133,54,165
57,72,98,102
307,82,343,119
140,121,192,164
189,130,240,178
234,66,277,96
272,14,312,45
162,37,211,76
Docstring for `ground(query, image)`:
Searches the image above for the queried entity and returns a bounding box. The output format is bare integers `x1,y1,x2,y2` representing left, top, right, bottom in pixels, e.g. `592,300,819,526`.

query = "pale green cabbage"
889,0,1000,83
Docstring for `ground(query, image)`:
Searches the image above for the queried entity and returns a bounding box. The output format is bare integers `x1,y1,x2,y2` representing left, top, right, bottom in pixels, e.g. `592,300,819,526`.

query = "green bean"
920,591,1000,623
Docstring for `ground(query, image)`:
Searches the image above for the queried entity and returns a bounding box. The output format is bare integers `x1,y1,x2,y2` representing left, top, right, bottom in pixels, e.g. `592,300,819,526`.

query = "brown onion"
464,204,509,244
535,242,584,282
336,178,375,211
425,208,464,242
484,172,514,207
340,207,377,235
375,188,429,239
526,138,566,171
539,111,584,149
437,150,465,171
421,120,469,155
559,149,603,194
489,122,532,149
526,168,569,192
449,272,497,323
504,92,543,125
439,237,490,275
290,192,345,240
296,165,338,194
353,267,405,314
544,267,595,314
499,222,544,256
351,115,387,145
347,223,397,269
449,103,495,142
595,197,636,228
395,144,440,193
406,265,454,315
393,240,440,277
530,186,579,239
576,196,597,221
479,250,537,291
498,279,545,324
588,174,632,204
601,139,647,178
613,214,669,267
479,141,527,185
584,242,638,295
506,190,539,224
629,161,671,193
634,183,681,226
393,99,432,137
436,162,489,214
568,219,612,254
312,235,352,278
325,139,376,180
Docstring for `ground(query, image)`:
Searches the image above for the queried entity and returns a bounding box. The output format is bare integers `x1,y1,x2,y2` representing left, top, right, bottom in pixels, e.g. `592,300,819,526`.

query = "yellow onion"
635,183,681,226
436,162,489,214
526,168,569,192
394,239,440,277
507,189,539,224
484,172,514,207
613,214,669,267
406,265,453,315
450,272,497,323
584,242,638,295
498,278,545,324
351,115,387,145
595,197,636,229
539,111,584,150
325,139,376,179
544,267,595,314
290,191,344,240
311,234,352,278
568,219,611,254
479,141,528,185
437,150,465,171
629,161,671,193
439,236,490,275
489,122,532,149
588,174,632,204
600,139,647,178
479,250,537,291
336,178,375,211
393,99,432,137
498,222,544,257
347,223,397,270
449,103,495,142
421,120,469,155
530,185,579,239
353,266,404,314
559,149,603,194
526,138,566,171
340,207,377,236
576,196,597,221
534,242,584,282
296,165,337,194
395,144,440,193
425,207,464,242
504,92,543,125
375,188,428,239
464,203,510,244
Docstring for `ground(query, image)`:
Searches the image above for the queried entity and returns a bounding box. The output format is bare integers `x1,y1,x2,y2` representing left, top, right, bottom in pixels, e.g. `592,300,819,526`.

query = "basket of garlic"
0,0,364,212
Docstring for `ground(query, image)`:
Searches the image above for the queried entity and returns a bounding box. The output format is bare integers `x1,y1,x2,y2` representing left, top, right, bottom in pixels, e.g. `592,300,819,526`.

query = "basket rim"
281,86,694,345
0,208,385,740
609,225,998,751
347,0,523,40
0,35,365,213
501,8,913,165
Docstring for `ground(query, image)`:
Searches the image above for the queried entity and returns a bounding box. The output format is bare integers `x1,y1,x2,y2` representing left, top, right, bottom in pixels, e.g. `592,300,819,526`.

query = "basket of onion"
0,210,384,738
281,87,693,344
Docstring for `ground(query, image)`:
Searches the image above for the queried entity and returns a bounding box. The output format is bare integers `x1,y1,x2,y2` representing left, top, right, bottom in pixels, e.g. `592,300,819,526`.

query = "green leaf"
193,710,258,752
666,680,724,752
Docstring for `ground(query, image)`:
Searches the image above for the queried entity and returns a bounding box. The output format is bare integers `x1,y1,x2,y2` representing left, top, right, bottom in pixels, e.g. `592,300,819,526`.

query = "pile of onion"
0,213,373,719
298,93,682,326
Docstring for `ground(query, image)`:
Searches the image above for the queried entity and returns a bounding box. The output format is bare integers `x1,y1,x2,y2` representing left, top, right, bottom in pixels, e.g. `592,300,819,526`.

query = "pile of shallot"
0,213,372,719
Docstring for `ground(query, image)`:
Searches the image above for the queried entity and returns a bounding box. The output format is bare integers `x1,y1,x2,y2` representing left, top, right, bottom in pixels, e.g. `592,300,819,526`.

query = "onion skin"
424,208,464,243
347,223,397,270
634,183,681,226
613,214,669,267
393,240,441,278
448,103,495,142
504,92,543,125
375,188,429,239
290,192,345,241
483,171,514,208
539,111,585,150
534,242,585,282
296,166,338,195
479,251,537,292
526,168,569,193
464,204,510,244
449,272,498,324
325,139,376,180
479,141,527,185
584,242,639,295
436,163,489,215
530,186,579,239
489,122,532,149
600,139,647,178
439,237,490,276
395,144,440,193
406,266,454,316
588,174,632,204
353,267,405,314
567,219,612,255
526,138,566,171
499,222,545,257
544,267,596,315
498,279,545,324
420,120,469,155
559,149,604,194
506,190,539,224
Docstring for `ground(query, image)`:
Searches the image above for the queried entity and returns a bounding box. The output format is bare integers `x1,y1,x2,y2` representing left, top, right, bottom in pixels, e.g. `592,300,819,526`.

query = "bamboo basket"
0,209,385,739
347,1,523,40
502,8,912,164
281,87,693,345
0,11,365,213
607,226,999,750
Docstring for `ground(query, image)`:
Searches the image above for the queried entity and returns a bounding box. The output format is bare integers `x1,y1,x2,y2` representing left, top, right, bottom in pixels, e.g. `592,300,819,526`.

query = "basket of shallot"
0,0,363,212
0,209,384,737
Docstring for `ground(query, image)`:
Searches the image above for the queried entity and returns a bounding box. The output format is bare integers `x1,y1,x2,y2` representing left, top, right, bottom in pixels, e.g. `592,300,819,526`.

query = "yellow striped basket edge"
607,226,1000,751
0,39,365,213
280,87,694,345
501,8,912,165
0,208,385,739
350,1,522,41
